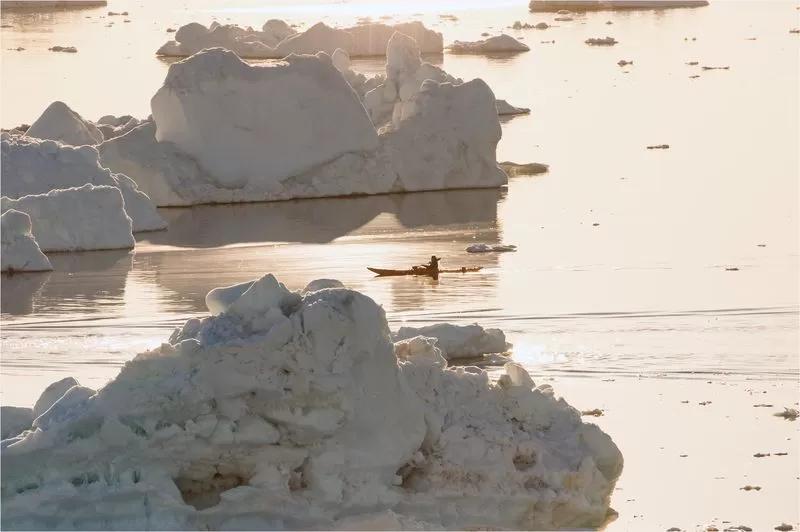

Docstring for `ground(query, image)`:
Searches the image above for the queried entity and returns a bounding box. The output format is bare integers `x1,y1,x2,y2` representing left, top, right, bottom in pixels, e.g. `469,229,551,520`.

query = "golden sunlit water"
1,0,798,529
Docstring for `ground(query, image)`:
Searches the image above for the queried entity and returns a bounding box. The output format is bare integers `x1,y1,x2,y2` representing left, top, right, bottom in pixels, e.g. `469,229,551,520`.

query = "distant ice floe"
1,273,623,530
529,0,709,11
466,243,519,253
447,34,530,54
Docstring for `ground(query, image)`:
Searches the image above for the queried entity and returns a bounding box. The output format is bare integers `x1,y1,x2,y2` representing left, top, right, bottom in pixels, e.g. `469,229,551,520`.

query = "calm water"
1,0,798,408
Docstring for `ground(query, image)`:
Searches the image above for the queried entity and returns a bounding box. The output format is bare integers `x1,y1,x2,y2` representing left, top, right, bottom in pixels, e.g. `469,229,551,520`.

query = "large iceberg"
1,209,52,273
1,185,135,252
1,134,166,232
99,41,506,206
529,0,709,10
0,273,622,530
157,20,443,59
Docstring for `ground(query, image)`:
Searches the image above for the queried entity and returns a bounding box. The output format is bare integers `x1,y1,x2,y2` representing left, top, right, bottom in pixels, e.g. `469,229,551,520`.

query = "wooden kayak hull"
367,267,483,277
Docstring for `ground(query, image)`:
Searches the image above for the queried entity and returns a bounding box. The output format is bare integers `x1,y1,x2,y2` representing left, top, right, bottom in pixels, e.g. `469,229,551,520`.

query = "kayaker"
428,255,441,274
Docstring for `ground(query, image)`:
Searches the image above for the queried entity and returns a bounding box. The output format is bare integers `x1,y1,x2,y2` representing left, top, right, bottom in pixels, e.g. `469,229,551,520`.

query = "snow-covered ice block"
1,210,52,273
1,134,166,232
393,323,510,360
466,243,518,253
0,273,622,530
151,48,379,190
447,34,530,54
25,101,103,146
0,407,33,440
1,185,135,252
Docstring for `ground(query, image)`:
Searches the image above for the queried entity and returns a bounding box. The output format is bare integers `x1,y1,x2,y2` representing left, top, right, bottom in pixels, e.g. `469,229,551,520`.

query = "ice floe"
101,41,507,206
466,243,518,253
1,134,166,232
447,34,530,54
0,210,52,273
156,20,443,59
0,407,33,441
393,323,510,360
1,185,135,252
0,273,622,530
496,98,531,116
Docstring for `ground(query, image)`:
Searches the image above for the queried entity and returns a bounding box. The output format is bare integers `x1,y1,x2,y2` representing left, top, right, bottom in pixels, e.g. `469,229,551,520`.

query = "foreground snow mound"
1,185,135,252
393,323,509,360
0,274,622,530
1,135,166,232
24,101,103,146
447,34,530,54
1,210,52,272
152,48,379,189
156,20,442,59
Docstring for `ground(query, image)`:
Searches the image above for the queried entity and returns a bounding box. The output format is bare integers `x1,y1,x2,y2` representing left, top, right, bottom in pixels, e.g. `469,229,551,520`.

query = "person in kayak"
411,255,441,273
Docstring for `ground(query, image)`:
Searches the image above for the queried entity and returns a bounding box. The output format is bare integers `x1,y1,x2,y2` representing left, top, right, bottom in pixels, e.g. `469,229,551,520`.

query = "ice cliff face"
1,274,623,531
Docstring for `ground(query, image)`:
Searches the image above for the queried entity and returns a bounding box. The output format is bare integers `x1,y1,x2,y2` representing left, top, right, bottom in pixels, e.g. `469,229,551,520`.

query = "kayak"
367,266,483,277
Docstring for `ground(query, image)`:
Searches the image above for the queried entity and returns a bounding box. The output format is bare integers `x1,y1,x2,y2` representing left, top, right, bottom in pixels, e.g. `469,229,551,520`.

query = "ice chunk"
0,210,52,273
25,101,103,146
393,323,509,360
0,407,33,440
447,34,530,54
1,134,166,232
466,243,518,253
1,185,135,252
496,98,531,115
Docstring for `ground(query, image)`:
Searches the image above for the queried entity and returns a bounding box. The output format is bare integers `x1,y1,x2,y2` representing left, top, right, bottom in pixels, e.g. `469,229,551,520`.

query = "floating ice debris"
686,61,699,65
702,65,730,70
466,243,518,253
774,407,799,420
0,210,52,273
499,161,549,175
448,34,530,54
618,59,633,66
496,100,532,116
582,409,605,417
647,144,670,149
585,37,618,45
0,406,33,440
740,485,761,491
48,46,77,53
555,16,574,21
775,525,794,532
25,100,104,146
